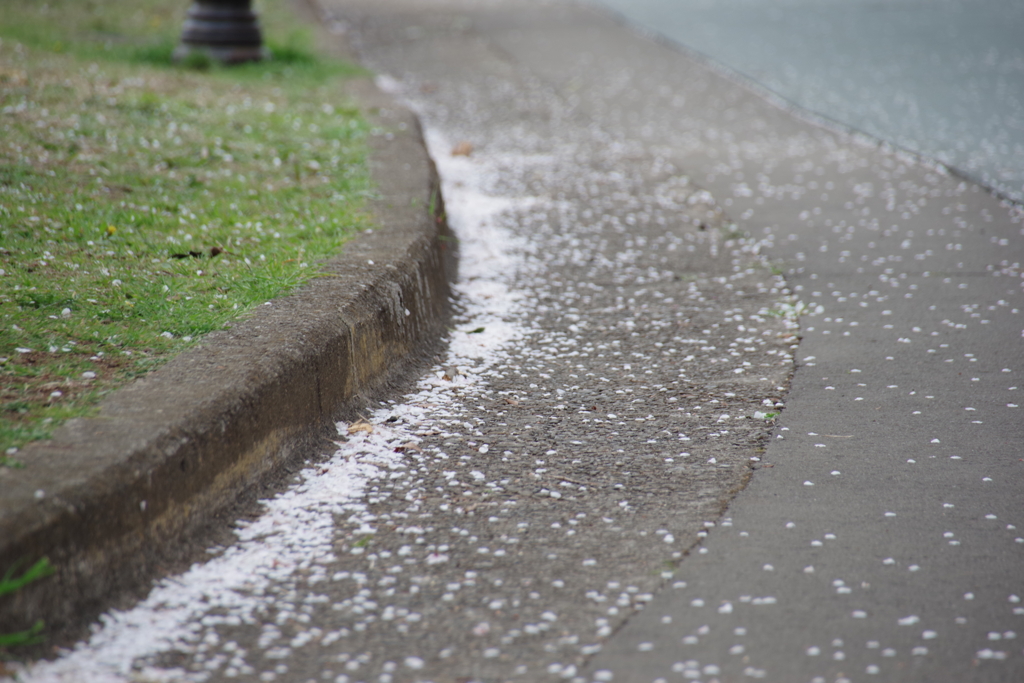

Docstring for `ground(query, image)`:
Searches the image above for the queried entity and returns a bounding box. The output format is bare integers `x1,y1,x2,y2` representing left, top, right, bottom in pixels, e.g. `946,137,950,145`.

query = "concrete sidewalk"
0,65,456,644
333,0,1024,681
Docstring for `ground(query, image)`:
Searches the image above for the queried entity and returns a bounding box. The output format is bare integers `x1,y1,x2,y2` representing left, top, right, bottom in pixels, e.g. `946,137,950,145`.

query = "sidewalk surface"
331,2,1024,680
9,0,1024,681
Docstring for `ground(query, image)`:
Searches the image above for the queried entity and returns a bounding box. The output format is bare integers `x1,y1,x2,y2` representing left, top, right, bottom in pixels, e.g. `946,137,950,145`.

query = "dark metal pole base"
175,0,268,65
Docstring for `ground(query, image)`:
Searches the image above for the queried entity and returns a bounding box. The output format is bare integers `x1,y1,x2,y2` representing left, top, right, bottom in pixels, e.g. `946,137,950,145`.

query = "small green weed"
178,49,213,72
0,557,54,648
722,224,746,240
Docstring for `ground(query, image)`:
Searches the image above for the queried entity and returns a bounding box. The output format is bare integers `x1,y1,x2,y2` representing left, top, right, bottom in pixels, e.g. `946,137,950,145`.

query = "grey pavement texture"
0,76,455,643
360,1,1022,680
11,0,1024,682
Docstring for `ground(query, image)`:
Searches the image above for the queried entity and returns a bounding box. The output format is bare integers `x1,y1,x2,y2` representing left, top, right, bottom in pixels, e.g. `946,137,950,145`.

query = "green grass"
0,0,374,460
0,557,54,649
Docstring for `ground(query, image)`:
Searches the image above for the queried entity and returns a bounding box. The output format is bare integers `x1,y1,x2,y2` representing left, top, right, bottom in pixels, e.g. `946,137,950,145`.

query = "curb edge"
0,78,455,644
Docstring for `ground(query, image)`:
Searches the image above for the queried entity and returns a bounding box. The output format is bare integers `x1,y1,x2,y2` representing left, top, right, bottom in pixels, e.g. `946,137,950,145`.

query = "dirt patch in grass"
0,0,375,462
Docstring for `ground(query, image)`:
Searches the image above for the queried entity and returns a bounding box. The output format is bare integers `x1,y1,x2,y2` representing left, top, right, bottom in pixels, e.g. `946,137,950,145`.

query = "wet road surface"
598,0,1024,204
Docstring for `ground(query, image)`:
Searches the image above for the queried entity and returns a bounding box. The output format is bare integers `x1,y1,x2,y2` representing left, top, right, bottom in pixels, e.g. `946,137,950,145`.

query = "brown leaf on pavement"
346,420,374,435
451,141,473,156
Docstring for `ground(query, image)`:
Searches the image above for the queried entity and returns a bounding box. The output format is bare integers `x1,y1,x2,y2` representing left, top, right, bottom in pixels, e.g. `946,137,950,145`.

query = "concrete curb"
0,77,455,642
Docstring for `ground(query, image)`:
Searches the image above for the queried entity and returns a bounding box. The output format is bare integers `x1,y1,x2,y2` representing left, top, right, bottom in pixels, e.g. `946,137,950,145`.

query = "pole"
174,0,268,65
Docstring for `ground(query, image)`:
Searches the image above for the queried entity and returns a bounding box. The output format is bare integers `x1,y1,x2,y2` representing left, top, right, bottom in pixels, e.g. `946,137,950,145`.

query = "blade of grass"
0,620,46,648
0,557,55,598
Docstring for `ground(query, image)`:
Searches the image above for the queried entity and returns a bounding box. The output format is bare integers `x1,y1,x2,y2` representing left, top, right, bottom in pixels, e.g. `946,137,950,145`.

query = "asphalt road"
597,0,1024,204
16,1,1024,682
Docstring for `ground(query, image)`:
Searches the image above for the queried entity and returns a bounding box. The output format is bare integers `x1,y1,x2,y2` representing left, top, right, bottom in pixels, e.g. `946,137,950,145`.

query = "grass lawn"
0,0,373,465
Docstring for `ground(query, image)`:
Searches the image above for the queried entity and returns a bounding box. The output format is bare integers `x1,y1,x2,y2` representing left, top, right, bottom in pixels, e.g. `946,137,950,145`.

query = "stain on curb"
0,79,455,644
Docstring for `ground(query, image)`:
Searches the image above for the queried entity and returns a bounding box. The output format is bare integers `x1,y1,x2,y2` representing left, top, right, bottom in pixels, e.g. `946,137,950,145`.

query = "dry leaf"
451,141,474,157
347,420,374,435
